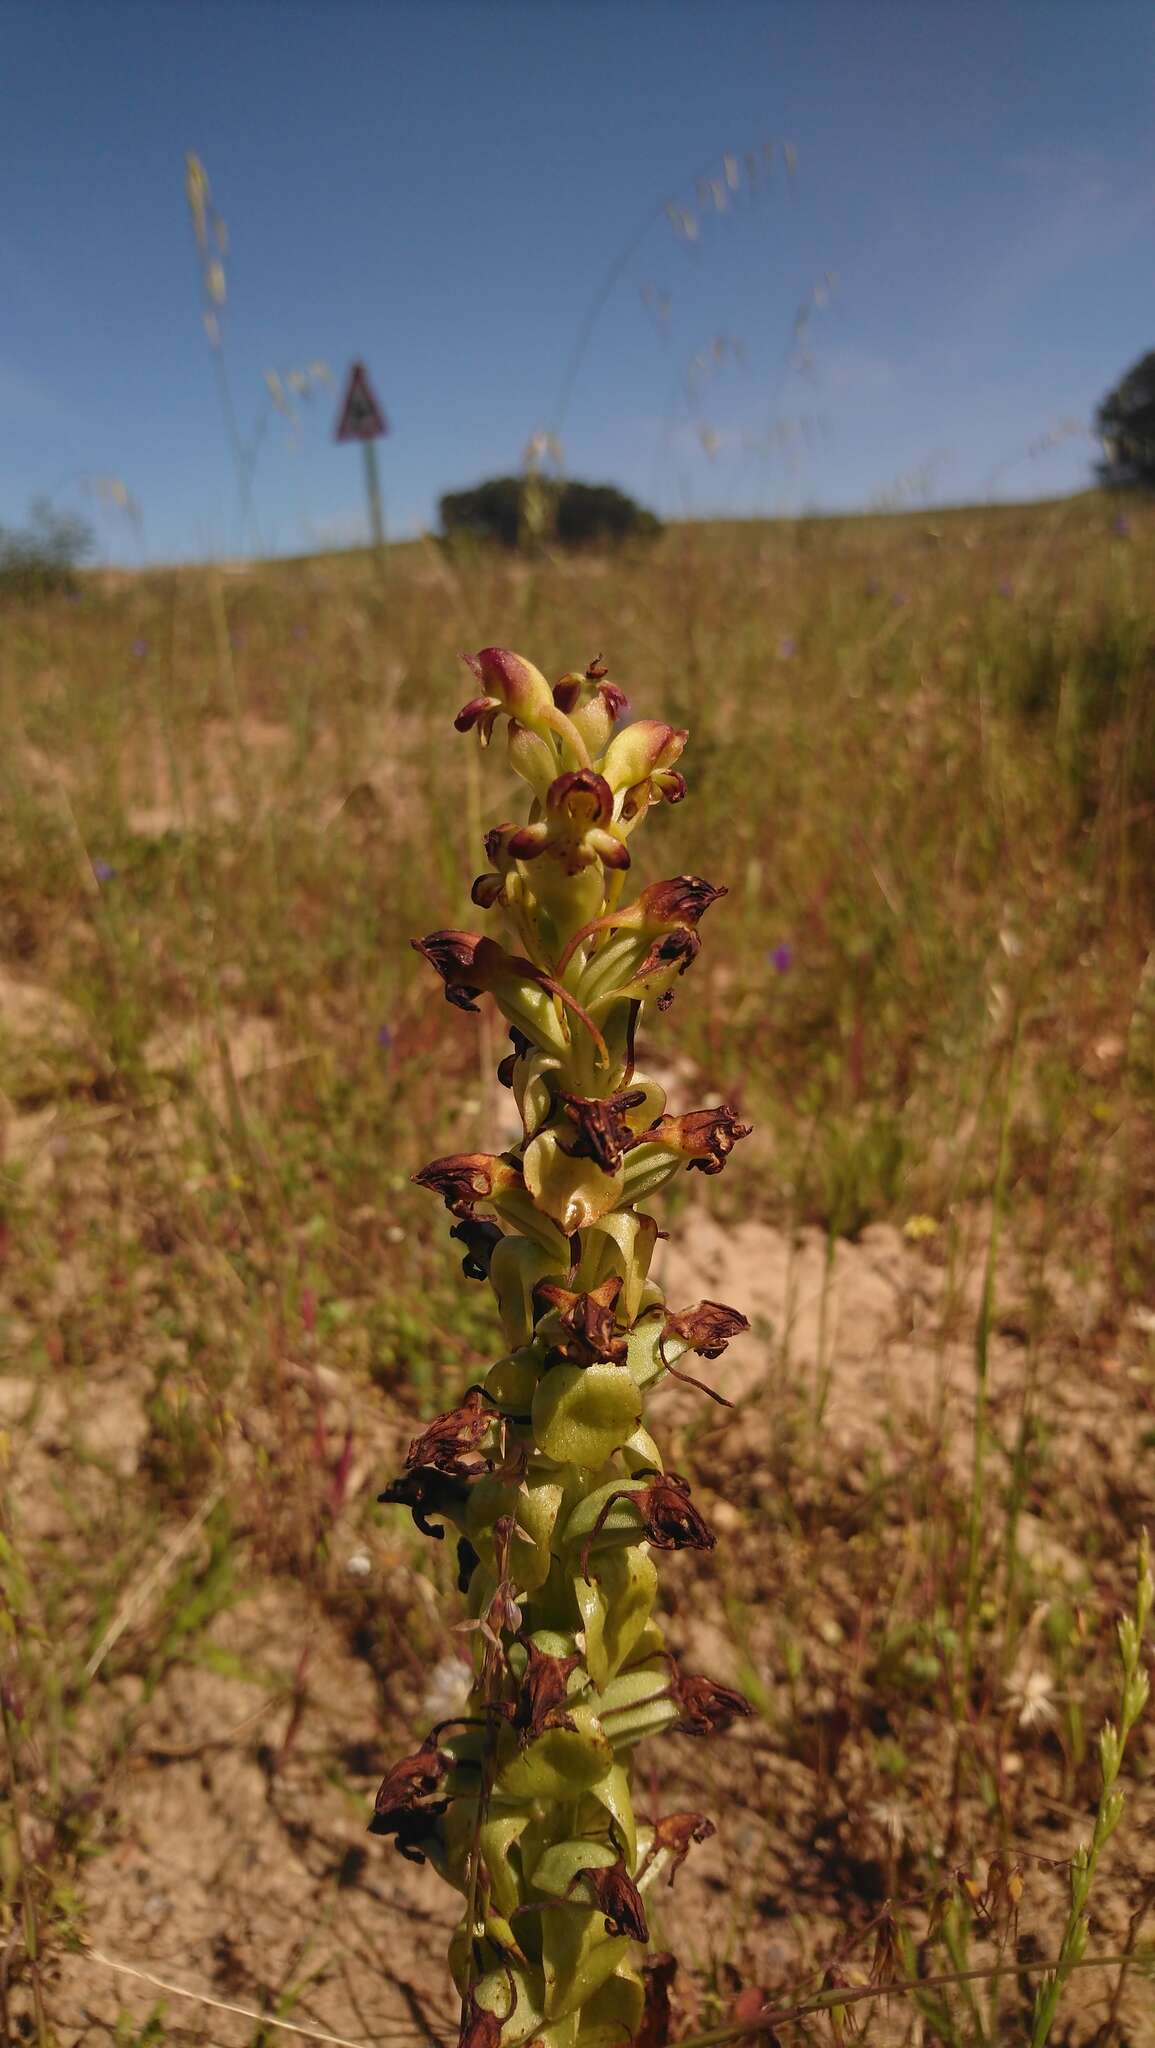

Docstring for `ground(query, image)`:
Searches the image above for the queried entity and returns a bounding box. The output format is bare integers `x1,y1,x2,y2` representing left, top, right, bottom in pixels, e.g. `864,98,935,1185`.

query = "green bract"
377,649,754,2048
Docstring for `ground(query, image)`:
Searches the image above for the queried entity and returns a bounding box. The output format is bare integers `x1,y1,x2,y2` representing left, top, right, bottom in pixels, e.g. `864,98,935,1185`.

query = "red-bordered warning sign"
334,361,388,443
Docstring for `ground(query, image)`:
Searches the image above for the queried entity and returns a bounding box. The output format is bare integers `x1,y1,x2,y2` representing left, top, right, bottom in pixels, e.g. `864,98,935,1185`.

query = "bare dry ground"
4,505,1155,2045
6,1136,1152,2045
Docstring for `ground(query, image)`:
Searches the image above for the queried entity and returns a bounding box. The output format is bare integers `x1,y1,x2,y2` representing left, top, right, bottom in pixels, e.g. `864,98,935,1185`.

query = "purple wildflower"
770,943,793,975
131,638,149,658
777,635,797,660
377,1023,394,1050
91,858,117,885
997,580,1014,600
1113,513,1131,539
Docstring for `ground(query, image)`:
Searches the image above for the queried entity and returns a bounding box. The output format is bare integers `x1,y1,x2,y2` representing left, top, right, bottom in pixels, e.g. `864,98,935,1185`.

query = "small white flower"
345,1550,372,1579
1004,1666,1059,1731
421,1653,472,1726
866,1798,909,1848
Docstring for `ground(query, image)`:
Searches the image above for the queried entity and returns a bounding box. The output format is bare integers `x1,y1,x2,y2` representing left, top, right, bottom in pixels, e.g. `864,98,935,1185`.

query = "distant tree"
439,476,661,551
0,498,95,598
1095,352,1155,489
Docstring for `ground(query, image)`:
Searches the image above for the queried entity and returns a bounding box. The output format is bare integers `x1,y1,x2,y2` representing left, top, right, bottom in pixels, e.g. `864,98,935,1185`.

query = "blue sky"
3,1,1153,564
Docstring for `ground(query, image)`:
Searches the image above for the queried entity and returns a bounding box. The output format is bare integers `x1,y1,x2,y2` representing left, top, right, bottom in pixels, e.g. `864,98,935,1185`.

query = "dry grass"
2,494,1154,2046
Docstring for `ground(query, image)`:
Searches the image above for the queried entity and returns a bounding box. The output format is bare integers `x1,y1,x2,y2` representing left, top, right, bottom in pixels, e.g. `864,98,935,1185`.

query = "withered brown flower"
662,1300,750,1360
498,1638,583,1745
377,1466,470,1541
557,1089,647,1173
371,1733,449,1816
553,873,724,980
645,1811,716,1885
496,1026,532,1091
403,1387,496,1477
665,1664,753,1736
634,876,727,928
368,1731,456,1858
644,1105,753,1175
566,1860,650,1943
449,1217,504,1282
413,1153,522,1219
580,1470,715,1581
456,1984,516,2048
412,930,488,1011
636,1954,678,2048
628,927,701,1010
534,1275,627,1367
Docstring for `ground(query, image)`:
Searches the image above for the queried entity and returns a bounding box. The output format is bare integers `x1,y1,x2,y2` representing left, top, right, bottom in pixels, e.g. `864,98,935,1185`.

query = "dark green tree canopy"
439,475,661,551
0,498,95,600
1096,352,1155,489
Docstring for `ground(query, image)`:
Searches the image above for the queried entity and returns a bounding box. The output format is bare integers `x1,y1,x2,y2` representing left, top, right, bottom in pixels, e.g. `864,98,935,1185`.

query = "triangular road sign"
335,361,388,442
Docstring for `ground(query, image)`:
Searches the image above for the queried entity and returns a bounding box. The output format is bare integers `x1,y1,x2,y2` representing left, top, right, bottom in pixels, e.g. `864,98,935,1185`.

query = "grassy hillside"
2,492,1154,2044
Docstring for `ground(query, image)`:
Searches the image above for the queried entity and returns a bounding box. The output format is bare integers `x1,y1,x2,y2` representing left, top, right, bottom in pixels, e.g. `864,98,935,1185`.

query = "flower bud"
553,661,630,754
457,648,592,767
456,647,556,737
601,721,688,795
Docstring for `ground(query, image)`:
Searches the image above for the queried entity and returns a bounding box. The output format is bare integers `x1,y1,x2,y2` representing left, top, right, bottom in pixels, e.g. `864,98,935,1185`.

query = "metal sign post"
334,361,389,563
